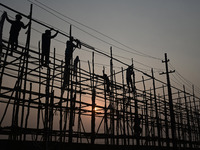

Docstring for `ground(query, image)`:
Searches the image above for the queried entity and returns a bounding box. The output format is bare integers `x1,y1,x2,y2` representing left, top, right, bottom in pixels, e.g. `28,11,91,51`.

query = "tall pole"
122,67,126,145
20,3,33,140
162,85,169,148
110,47,115,145
68,25,74,144
160,53,176,148
142,76,149,146
183,85,192,148
91,52,96,144
0,12,6,66
151,69,161,148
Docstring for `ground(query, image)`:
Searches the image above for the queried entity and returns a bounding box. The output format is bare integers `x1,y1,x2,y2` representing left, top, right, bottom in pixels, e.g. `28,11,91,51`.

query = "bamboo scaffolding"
0,3,200,150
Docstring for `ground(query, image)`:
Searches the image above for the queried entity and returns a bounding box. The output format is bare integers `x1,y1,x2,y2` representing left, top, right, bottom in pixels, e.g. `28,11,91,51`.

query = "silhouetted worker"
126,66,135,92
74,56,80,77
134,115,142,137
103,73,110,93
41,29,58,66
62,37,80,89
5,13,29,55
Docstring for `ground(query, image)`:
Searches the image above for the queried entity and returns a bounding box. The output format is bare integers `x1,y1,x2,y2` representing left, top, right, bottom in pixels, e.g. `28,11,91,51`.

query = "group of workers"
2,12,142,137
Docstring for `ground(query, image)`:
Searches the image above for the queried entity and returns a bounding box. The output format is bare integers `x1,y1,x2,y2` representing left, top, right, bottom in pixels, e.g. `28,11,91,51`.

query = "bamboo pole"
183,85,192,148
122,67,126,145
24,82,32,141
142,76,149,146
36,41,41,141
103,67,109,145
151,69,161,147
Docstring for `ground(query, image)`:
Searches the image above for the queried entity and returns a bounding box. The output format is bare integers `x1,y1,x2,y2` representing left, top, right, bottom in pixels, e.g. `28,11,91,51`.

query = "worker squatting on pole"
41,29,58,67
5,12,30,56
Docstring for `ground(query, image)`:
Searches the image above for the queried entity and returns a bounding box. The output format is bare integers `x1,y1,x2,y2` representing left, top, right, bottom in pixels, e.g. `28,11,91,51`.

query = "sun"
94,107,97,111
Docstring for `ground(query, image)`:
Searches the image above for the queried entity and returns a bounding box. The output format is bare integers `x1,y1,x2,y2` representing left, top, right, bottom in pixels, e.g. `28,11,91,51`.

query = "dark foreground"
1,140,200,150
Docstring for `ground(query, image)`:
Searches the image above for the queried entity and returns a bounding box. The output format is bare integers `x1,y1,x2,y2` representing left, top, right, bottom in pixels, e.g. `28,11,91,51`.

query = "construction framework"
0,3,200,150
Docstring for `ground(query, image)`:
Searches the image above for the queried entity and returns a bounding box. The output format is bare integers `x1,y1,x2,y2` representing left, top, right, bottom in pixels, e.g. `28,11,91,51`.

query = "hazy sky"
1,0,200,95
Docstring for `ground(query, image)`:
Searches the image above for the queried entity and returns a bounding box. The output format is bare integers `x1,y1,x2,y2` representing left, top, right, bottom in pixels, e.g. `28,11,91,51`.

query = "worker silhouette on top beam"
5,12,29,56
41,29,58,67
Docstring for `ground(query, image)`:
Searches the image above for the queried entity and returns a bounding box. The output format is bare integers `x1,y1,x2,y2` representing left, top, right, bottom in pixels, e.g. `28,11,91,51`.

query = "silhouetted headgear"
16,14,22,20
45,30,51,34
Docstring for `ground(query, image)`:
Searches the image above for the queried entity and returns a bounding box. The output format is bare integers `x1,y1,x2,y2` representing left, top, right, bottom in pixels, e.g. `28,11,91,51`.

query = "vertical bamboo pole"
162,85,169,148
142,76,149,146
183,85,192,148
110,47,115,145
51,48,56,93
130,59,134,145
192,86,200,147
103,67,109,145
188,96,194,147
149,89,155,146
20,4,33,138
133,71,139,146
24,82,32,141
179,95,186,149
36,41,41,141
49,91,54,141
122,67,126,145
126,98,130,145
77,61,82,143
158,95,163,146
68,37,74,144
114,70,119,145
44,67,50,144
60,61,63,142
176,91,181,148
0,12,6,67
0,12,9,90
151,69,161,147
91,52,96,144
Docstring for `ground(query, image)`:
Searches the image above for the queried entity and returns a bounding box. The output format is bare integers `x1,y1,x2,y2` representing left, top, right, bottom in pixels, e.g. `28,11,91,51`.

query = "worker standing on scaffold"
126,66,135,93
41,29,58,67
62,34,81,90
5,12,29,56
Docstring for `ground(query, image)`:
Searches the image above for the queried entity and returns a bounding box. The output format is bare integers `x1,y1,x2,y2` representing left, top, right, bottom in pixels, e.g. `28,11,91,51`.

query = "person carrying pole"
5,12,29,55
41,29,58,67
